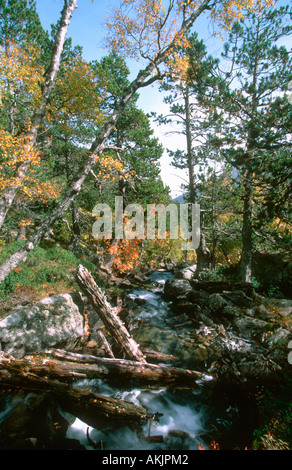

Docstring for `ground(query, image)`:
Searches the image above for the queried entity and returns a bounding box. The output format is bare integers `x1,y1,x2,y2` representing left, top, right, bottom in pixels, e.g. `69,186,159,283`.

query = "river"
65,271,243,451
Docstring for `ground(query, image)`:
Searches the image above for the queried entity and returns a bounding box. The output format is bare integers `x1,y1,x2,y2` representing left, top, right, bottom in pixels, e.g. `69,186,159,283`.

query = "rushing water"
0,271,275,450
66,384,209,450
66,271,216,451
66,270,259,450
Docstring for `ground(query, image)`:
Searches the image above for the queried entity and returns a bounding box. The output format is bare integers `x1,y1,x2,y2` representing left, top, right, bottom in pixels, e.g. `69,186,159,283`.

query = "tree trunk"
189,279,254,296
184,89,211,272
0,359,149,430
76,264,147,363
185,87,196,205
211,169,218,270
0,0,78,231
240,168,253,282
0,0,211,283
68,204,82,252
196,213,211,273
74,345,177,364
240,18,260,283
7,349,204,388
97,330,115,358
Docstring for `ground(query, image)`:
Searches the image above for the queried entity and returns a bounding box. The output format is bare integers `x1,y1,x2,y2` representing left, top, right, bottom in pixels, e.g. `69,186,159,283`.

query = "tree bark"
0,0,211,283
4,349,204,388
76,264,147,363
142,349,178,364
0,0,78,231
189,279,254,297
0,349,205,432
240,167,253,282
184,88,210,271
0,359,149,429
185,87,196,206
97,330,115,358
74,345,178,364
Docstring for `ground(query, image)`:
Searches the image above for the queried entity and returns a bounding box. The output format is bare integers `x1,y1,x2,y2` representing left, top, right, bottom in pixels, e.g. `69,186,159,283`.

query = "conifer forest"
0,0,291,453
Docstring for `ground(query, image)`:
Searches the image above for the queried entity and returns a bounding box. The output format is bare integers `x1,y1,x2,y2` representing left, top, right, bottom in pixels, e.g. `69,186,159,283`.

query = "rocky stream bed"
0,263,291,450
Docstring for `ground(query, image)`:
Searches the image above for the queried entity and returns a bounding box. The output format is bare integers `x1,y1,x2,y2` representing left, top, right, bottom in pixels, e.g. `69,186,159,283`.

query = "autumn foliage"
0,0,290,287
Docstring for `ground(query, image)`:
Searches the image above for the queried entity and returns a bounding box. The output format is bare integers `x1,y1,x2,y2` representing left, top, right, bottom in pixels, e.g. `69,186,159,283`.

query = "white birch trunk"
0,0,78,230
0,0,211,284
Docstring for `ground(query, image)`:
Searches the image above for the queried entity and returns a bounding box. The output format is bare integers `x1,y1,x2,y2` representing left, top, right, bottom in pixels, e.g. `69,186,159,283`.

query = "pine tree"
0,0,48,47
93,52,168,209
219,2,292,281
0,0,274,283
155,33,223,270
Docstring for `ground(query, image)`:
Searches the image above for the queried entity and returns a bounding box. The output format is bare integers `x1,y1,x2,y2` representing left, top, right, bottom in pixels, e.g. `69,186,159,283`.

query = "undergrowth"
252,376,292,450
0,241,104,309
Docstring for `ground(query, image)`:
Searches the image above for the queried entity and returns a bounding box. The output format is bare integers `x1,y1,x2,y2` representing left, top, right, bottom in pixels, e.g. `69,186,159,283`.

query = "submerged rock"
0,392,85,450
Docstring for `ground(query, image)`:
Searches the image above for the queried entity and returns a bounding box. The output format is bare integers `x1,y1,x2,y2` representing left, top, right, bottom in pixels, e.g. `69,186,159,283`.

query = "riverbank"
0,264,291,450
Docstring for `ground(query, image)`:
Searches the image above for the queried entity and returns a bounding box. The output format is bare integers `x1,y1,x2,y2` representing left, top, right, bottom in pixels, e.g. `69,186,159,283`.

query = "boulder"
190,280,255,298
262,298,292,318
174,264,197,280
263,327,291,349
221,290,254,308
232,315,268,341
164,278,193,300
161,269,292,385
0,293,87,358
206,293,237,321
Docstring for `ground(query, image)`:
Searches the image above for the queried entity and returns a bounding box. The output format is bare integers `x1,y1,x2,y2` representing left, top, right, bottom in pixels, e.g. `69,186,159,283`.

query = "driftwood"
74,345,178,364
76,264,147,363
0,348,204,391
0,345,204,433
97,330,115,358
41,349,204,388
0,264,207,438
142,349,178,364
0,358,148,430
74,265,205,387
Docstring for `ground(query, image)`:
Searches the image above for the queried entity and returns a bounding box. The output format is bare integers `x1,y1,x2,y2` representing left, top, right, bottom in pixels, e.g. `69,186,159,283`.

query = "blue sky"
35,0,219,62
35,0,292,198
36,1,117,63
36,0,208,196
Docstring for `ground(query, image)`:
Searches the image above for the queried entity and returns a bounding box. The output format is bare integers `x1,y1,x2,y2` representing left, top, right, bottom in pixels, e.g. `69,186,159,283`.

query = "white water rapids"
66,383,209,450
66,271,216,450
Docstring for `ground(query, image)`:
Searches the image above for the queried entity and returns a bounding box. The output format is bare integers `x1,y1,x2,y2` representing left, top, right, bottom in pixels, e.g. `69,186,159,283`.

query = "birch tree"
0,0,77,230
0,0,273,283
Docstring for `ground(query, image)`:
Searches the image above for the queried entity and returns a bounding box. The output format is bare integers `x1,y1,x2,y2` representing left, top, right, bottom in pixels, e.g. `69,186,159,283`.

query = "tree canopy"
0,0,290,288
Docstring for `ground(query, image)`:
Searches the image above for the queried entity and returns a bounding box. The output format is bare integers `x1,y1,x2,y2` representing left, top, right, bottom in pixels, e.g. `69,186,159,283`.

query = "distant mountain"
172,194,185,203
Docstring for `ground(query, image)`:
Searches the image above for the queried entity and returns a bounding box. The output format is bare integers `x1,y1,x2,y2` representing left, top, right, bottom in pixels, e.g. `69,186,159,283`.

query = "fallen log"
43,349,204,388
76,264,147,363
73,345,178,364
1,349,204,388
97,330,115,358
143,349,178,364
0,360,148,430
